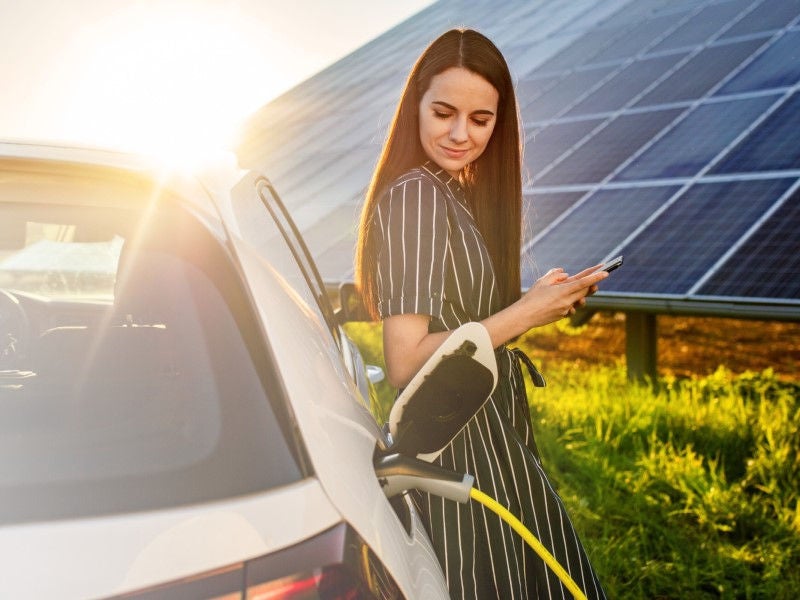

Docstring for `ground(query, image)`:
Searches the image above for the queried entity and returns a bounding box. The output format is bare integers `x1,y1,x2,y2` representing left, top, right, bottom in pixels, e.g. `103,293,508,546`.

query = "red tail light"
108,524,401,599
248,565,368,599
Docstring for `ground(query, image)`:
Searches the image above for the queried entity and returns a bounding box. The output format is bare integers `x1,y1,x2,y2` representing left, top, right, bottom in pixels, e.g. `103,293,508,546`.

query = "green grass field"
344,321,800,599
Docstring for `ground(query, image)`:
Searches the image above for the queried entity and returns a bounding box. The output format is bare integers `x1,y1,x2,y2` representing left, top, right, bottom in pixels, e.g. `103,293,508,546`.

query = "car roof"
0,140,246,232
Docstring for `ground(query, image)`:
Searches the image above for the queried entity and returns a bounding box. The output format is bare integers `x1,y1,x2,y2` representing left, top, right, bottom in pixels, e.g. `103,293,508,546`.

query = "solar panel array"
238,0,800,319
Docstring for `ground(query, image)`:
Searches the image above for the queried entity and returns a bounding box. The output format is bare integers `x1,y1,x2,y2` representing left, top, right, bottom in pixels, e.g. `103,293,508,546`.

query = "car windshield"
0,175,303,524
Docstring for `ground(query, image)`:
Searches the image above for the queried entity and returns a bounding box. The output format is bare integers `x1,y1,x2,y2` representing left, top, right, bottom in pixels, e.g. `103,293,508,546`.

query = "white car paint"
0,141,450,599
0,480,340,598
231,226,450,599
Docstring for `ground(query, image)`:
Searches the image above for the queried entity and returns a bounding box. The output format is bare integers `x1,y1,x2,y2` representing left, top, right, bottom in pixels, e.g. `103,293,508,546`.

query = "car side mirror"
336,282,372,323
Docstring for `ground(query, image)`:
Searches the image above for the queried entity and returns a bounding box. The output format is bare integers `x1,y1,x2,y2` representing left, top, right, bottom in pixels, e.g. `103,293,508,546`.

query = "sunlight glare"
55,3,292,169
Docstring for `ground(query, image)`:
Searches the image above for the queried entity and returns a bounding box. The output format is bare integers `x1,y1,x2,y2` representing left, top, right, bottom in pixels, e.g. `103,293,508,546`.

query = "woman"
355,29,608,599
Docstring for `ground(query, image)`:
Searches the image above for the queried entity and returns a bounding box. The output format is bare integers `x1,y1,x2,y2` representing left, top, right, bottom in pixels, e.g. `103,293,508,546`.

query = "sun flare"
51,3,292,169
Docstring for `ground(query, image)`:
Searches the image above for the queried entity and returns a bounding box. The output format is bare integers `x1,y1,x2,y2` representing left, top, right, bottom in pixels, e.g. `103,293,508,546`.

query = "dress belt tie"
510,347,547,388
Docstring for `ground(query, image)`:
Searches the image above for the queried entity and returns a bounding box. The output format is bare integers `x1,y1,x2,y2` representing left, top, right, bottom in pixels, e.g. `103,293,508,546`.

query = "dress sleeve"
373,176,449,320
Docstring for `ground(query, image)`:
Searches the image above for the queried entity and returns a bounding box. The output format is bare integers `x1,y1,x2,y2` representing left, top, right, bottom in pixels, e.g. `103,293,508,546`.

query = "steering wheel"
0,289,30,368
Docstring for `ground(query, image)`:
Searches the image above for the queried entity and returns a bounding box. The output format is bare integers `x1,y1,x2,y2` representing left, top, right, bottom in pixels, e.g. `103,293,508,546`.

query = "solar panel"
698,186,800,299
520,65,616,122
711,91,800,173
522,191,585,242
714,29,800,95
524,117,604,179
298,203,360,257
530,24,628,74
566,52,688,116
718,0,800,39
535,108,683,186
634,37,768,107
239,0,800,320
648,0,753,52
616,94,779,180
587,11,691,64
604,178,794,294
515,75,561,108
315,237,357,283
286,146,376,214
521,185,679,285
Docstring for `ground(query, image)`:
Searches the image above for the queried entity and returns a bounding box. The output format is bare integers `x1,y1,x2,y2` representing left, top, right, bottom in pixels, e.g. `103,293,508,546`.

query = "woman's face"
418,66,499,179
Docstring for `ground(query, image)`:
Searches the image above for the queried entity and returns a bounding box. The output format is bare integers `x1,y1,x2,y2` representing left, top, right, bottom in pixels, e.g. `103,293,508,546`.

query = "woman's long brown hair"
355,28,523,319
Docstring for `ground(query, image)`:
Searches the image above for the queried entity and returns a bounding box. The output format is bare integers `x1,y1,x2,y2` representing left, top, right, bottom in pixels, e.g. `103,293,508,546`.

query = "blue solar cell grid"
634,37,768,107
524,118,603,179
521,66,616,123
649,0,753,52
516,76,560,108
536,108,683,186
698,187,800,299
531,25,628,74
719,0,800,39
603,179,794,294
522,192,585,242
242,0,800,308
522,186,679,286
616,94,779,180
712,91,800,173
588,11,692,64
566,52,688,116
715,30,800,95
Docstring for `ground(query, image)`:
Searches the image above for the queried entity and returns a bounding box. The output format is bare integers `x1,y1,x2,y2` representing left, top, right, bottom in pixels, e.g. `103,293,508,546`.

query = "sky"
0,0,432,165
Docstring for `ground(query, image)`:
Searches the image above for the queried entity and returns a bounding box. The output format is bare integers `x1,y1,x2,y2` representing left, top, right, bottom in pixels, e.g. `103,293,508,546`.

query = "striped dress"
372,163,607,600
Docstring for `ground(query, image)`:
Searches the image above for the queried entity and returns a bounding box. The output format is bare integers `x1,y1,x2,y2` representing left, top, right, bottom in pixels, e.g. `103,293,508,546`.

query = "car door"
222,170,449,599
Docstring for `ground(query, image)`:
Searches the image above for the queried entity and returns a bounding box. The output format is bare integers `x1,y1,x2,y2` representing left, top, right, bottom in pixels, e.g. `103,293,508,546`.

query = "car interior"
0,176,304,524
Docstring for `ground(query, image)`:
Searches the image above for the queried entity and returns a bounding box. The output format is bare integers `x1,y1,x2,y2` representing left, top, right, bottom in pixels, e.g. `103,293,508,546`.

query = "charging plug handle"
374,453,474,503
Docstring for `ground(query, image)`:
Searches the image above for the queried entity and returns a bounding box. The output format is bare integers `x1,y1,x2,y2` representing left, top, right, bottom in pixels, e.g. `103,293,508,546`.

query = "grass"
343,321,800,599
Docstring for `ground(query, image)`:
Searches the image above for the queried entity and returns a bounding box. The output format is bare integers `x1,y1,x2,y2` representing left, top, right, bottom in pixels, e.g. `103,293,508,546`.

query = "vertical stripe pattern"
372,163,607,599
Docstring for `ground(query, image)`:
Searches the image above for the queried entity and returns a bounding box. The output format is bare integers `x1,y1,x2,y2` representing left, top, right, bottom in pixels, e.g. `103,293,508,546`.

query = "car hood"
0,479,340,598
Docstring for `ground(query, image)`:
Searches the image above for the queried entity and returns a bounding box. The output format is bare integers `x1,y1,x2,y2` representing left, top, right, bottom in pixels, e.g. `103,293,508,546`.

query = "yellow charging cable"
469,487,588,600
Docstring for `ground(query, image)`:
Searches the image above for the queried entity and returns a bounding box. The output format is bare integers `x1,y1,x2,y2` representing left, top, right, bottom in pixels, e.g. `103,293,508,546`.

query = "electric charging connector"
374,452,588,600
374,453,474,502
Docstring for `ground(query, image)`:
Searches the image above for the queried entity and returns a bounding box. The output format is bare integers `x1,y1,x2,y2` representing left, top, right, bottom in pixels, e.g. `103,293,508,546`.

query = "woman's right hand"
519,265,608,328
477,264,609,349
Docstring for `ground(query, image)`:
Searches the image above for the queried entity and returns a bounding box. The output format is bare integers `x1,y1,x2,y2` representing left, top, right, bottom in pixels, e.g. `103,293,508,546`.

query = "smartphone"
601,255,623,273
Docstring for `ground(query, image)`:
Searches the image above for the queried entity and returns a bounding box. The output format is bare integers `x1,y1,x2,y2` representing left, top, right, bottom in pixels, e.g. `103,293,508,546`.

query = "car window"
0,189,304,524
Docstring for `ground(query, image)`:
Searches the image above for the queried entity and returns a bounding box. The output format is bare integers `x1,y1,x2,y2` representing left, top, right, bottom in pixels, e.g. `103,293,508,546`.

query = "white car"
0,141,449,599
